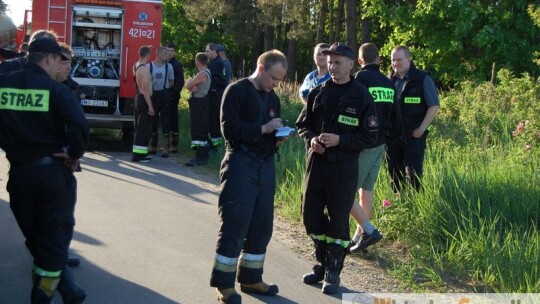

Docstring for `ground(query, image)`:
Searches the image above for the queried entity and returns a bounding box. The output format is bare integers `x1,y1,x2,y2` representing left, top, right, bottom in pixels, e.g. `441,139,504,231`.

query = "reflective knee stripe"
33,265,61,278
309,234,326,241
239,252,265,269
213,253,238,273
132,145,148,154
190,140,208,149
210,137,223,146
325,236,350,248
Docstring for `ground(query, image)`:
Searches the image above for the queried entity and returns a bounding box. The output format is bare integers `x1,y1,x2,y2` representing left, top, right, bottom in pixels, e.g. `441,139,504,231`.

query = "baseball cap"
216,44,226,52
29,38,70,60
321,42,354,60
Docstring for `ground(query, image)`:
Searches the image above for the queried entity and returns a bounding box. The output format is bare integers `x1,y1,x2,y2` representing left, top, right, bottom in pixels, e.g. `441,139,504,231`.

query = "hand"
148,106,155,116
191,85,199,92
411,128,424,138
262,118,283,134
53,152,80,173
310,137,326,155
318,133,339,148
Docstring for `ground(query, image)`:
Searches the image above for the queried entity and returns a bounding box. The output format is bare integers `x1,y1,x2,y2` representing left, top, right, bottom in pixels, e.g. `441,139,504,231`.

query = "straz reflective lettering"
0,89,49,112
338,115,359,126
369,87,394,103
404,97,421,104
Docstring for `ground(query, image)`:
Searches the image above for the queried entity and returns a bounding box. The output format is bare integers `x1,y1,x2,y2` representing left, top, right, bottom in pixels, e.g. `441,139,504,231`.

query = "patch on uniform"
368,115,378,128
338,115,359,126
345,107,357,115
268,109,275,118
404,97,421,104
0,89,50,112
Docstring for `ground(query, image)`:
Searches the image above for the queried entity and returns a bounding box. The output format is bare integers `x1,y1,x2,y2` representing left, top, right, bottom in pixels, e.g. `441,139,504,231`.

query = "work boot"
185,145,209,166
148,134,158,155
57,266,86,304
169,133,178,153
161,134,170,158
240,282,279,296
321,244,347,294
215,288,242,304
31,273,59,304
302,239,326,284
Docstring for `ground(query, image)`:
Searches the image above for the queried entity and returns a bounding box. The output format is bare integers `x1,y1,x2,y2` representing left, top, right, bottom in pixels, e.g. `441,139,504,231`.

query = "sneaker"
349,229,382,253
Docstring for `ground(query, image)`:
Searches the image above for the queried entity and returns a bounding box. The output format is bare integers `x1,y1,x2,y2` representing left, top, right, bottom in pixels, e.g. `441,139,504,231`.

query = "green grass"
174,72,540,292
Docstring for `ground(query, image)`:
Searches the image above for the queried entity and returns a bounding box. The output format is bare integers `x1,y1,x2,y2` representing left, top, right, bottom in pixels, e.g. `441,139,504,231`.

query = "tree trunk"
345,0,357,53
359,2,370,44
328,0,335,43
287,38,297,82
264,24,274,51
335,0,345,42
316,0,328,44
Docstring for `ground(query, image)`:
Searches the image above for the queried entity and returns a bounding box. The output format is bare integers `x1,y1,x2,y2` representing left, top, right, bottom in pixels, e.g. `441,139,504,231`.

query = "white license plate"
81,99,108,107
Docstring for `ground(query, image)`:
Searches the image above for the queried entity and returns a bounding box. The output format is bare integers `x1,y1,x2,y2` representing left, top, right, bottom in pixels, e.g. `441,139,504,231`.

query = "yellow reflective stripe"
33,265,61,278
239,259,264,269
404,97,421,104
213,254,238,273
309,234,326,241
132,145,148,154
368,87,394,103
325,236,350,248
239,252,265,269
0,88,50,112
338,115,359,126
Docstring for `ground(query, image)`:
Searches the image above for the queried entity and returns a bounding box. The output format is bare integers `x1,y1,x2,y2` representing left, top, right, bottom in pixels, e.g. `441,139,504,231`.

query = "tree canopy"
162,0,540,86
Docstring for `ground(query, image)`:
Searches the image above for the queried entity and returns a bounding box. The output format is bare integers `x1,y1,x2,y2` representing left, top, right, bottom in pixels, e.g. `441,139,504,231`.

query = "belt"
10,156,61,170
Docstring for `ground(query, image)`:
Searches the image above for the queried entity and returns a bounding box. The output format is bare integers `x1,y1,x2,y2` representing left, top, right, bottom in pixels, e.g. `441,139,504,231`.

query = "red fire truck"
28,0,163,144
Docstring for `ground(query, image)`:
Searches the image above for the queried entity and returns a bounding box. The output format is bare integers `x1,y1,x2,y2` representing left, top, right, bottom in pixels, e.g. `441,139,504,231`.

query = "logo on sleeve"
0,89,50,112
368,115,378,128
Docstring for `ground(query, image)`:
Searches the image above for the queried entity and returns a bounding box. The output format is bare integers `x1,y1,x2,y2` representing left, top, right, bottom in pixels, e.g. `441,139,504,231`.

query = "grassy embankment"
175,70,539,292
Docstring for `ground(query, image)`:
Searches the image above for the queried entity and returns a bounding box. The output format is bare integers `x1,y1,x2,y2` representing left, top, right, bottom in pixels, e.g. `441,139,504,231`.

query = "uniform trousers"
169,92,181,134
188,95,209,143
133,93,153,155
151,89,171,144
386,132,428,192
208,89,224,140
210,150,275,288
302,152,358,242
8,161,76,271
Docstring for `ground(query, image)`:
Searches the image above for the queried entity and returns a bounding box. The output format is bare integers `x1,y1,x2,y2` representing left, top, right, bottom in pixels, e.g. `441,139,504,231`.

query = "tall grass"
176,71,540,292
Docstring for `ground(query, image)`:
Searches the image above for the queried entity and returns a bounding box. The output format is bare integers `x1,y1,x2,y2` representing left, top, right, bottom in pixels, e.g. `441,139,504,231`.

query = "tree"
345,0,357,53
316,0,328,43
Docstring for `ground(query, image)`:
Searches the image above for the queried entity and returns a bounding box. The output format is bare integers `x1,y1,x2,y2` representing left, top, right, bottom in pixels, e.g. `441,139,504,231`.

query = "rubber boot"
215,288,242,304
186,145,209,167
302,240,326,284
321,244,347,294
161,134,170,158
57,266,86,304
31,273,59,304
169,133,178,153
148,133,158,155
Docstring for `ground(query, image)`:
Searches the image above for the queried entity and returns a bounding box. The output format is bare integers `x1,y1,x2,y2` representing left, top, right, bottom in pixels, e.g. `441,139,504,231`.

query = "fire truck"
28,0,163,144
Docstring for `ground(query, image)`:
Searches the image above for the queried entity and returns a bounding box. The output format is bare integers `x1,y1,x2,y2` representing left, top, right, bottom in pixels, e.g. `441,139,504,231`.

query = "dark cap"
322,42,354,60
29,38,69,60
216,44,226,52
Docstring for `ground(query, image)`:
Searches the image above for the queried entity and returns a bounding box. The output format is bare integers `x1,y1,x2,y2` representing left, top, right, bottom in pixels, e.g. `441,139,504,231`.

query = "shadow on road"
0,199,180,304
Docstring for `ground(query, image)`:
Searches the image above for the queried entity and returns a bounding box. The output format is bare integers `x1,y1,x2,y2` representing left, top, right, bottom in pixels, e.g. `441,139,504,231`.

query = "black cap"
216,44,226,52
29,38,69,60
322,42,354,60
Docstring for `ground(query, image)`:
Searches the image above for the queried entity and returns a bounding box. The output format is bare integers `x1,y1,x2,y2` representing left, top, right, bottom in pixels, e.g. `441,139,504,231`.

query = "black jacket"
0,63,89,165
296,78,379,162
168,57,184,98
208,56,227,91
221,78,280,156
354,64,395,146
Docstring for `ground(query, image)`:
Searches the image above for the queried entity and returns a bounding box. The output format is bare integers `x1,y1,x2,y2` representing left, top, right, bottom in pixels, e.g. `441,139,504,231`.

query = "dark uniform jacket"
389,61,429,140
221,78,279,156
208,56,227,91
296,79,379,162
0,63,90,166
354,64,395,147
168,57,184,99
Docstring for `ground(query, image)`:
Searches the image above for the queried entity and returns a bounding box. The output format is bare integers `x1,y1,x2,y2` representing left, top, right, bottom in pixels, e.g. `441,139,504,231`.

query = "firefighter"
185,52,212,166
166,43,185,154
205,43,227,149
0,37,89,303
210,50,288,304
296,42,379,294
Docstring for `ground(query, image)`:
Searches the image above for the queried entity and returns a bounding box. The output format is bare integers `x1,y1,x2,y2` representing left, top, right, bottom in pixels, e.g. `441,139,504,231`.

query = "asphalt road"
0,149,362,303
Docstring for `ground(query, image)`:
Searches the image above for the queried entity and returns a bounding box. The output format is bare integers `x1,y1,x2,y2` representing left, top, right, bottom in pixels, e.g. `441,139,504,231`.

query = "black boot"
31,274,59,304
302,240,326,284
185,145,209,166
321,244,347,294
57,266,86,304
